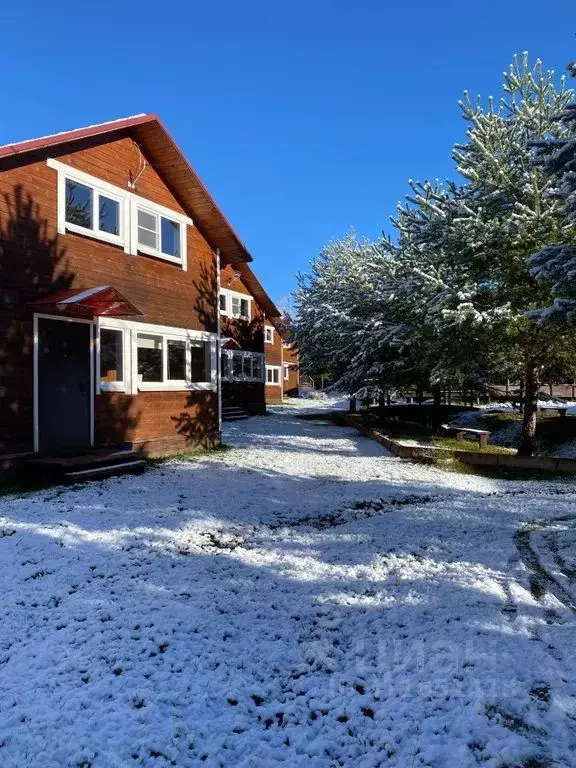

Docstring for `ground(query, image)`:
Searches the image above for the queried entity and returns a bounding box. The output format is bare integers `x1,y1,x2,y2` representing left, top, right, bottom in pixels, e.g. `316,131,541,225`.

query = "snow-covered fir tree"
295,54,576,455
529,58,576,324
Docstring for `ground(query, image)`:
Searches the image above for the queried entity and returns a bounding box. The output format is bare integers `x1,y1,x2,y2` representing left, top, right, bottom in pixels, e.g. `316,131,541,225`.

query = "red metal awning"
220,337,241,350
30,286,142,318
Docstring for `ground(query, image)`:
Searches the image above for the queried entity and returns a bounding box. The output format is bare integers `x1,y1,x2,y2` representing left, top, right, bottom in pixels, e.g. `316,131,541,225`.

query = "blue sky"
0,1,574,308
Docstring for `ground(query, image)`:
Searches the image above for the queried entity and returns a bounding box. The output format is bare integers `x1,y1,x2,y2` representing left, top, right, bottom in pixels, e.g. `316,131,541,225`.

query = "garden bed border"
341,414,576,473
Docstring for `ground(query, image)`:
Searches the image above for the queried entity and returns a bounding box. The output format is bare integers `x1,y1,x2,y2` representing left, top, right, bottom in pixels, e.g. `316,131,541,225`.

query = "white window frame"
132,197,187,268
97,326,127,393
219,288,252,321
266,365,281,386
48,158,191,270
53,164,127,250
284,363,289,381
219,292,228,314
220,350,264,382
96,318,217,393
264,325,274,344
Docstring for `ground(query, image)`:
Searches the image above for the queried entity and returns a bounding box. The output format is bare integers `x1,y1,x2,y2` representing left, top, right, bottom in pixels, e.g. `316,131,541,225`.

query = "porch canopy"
30,286,142,319
220,337,241,350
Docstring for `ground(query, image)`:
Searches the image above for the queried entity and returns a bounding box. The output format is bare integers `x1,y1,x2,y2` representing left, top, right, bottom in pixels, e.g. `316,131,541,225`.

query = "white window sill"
137,381,215,392
66,222,124,248
137,245,183,267
100,382,127,393
266,382,281,387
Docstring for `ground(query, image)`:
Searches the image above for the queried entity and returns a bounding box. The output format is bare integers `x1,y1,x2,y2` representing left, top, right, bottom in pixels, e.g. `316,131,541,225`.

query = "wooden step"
33,449,141,470
222,407,249,421
65,459,146,481
28,449,146,483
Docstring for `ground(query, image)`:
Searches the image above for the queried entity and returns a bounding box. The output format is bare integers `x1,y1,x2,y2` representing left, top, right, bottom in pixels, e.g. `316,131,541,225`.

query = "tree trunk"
517,364,540,456
549,383,553,398
432,386,442,434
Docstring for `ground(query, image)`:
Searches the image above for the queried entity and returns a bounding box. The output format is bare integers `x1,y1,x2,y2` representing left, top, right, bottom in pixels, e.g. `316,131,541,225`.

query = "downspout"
280,327,284,402
215,248,222,438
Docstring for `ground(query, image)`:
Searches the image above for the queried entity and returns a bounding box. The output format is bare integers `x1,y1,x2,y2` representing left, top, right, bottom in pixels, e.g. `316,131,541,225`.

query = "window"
137,334,163,382
284,364,289,381
232,351,243,379
63,177,123,246
231,295,249,320
265,326,274,344
65,180,92,229
136,206,181,261
220,351,230,379
100,328,124,389
167,339,186,381
219,289,252,321
48,159,190,268
220,350,264,381
190,342,209,382
99,195,120,235
98,321,216,393
252,355,263,381
136,333,212,387
266,366,280,385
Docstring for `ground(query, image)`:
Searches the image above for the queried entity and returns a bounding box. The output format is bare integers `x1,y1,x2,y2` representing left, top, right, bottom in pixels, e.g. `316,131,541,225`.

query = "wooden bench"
444,425,491,450
539,406,568,418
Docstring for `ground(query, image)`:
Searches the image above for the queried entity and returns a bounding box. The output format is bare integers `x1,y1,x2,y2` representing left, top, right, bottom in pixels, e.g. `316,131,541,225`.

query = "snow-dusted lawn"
1,411,576,767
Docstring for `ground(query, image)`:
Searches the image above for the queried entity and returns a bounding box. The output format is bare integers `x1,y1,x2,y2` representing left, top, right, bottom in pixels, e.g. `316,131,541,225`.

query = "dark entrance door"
37,318,92,452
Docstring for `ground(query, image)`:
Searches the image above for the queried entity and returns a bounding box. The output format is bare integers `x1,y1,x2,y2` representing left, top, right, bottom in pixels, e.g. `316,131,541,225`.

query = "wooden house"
219,262,283,416
0,114,253,461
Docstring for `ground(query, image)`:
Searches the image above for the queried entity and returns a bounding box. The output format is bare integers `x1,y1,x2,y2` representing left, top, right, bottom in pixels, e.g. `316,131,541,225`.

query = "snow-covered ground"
1,412,576,767
270,394,350,416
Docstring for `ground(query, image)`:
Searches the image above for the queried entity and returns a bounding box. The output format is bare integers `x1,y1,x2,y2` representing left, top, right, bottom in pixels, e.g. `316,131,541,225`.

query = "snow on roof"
0,113,253,264
0,114,148,153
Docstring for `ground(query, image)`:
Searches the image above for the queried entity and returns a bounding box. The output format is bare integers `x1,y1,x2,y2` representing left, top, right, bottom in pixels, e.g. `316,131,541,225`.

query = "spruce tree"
529,58,576,324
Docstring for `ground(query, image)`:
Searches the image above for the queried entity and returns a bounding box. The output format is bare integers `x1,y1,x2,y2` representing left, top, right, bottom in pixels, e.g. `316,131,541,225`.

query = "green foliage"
294,53,576,453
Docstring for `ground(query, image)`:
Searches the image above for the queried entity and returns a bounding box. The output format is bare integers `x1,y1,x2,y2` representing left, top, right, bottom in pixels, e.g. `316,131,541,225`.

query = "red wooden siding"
0,134,218,455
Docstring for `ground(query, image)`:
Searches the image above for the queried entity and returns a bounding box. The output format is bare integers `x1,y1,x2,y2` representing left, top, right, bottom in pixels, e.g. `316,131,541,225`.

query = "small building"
219,262,282,415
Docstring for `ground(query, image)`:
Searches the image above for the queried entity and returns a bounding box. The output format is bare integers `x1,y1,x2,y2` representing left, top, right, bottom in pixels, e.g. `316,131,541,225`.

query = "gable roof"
0,114,252,264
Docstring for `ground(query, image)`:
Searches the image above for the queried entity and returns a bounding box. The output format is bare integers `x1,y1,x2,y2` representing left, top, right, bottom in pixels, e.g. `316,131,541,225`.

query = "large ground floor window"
266,365,281,385
98,319,217,394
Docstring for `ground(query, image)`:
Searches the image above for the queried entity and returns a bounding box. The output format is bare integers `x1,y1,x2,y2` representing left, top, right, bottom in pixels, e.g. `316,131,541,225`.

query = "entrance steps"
28,448,146,483
222,406,249,422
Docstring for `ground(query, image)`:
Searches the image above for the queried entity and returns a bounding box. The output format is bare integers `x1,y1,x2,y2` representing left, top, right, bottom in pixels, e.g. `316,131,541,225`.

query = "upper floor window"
232,296,249,320
220,288,251,321
48,158,190,269
64,178,123,247
136,207,181,262
264,326,274,344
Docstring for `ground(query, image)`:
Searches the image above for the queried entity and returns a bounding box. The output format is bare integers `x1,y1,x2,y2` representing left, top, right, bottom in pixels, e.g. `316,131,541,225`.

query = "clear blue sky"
0,1,573,308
